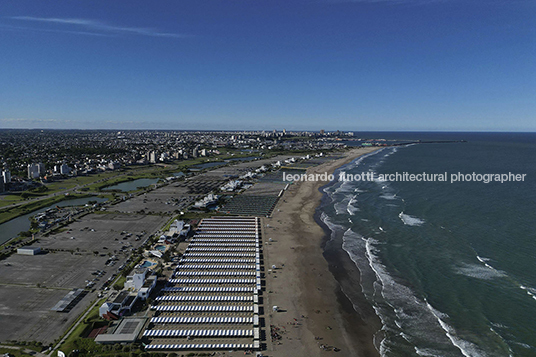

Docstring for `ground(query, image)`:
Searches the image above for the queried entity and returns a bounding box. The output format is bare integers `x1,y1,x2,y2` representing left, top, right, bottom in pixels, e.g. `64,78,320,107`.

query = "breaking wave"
399,212,425,226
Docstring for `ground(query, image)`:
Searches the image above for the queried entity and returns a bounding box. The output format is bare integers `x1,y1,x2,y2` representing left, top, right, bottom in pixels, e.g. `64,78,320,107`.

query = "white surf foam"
333,180,356,195
334,196,350,215
320,211,345,243
456,256,507,280
358,234,486,357
380,194,397,200
476,255,495,269
415,347,444,356
399,212,425,226
333,148,385,183
455,263,507,280
341,229,376,290
520,285,536,301
346,195,359,215
425,301,486,357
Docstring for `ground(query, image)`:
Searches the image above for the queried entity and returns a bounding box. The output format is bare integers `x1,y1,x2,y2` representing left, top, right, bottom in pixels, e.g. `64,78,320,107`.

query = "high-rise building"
2,169,11,184
28,163,45,179
28,164,39,179
38,163,46,176
60,164,71,175
149,151,157,164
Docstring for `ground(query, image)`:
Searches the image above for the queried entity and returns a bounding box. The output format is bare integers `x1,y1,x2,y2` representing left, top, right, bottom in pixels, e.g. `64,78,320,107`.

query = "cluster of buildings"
193,193,220,209
26,161,122,180
98,220,191,322
92,216,264,352
0,129,352,190
145,145,210,163
142,216,262,352
99,267,158,322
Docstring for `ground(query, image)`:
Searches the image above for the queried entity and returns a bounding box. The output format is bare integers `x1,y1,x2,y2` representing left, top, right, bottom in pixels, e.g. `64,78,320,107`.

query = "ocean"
319,133,536,357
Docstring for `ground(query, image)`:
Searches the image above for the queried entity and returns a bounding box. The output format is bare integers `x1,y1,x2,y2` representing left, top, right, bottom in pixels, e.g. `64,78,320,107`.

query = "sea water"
319,133,536,356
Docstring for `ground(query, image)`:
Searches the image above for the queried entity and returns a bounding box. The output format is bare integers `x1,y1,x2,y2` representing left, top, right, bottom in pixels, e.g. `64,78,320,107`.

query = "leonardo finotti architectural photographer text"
283,171,527,184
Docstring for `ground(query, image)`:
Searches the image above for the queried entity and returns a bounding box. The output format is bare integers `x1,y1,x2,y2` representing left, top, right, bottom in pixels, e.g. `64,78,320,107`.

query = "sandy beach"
262,147,382,356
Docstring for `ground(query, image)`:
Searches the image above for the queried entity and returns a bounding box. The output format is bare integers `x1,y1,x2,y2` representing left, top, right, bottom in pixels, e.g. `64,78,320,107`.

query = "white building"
2,169,11,184
17,247,41,255
108,161,120,170
168,220,190,237
159,152,169,161
99,291,137,318
221,180,242,192
169,220,184,235
124,267,157,300
194,193,219,208
125,267,149,291
148,151,157,164
138,275,157,300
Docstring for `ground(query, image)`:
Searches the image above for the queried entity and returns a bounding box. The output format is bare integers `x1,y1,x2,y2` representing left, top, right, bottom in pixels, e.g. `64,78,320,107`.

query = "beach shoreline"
263,147,382,356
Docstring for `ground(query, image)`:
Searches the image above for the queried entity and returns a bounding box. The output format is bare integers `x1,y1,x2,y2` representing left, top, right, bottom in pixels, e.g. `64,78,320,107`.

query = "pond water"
225,156,259,162
0,196,108,245
190,162,226,170
102,178,160,192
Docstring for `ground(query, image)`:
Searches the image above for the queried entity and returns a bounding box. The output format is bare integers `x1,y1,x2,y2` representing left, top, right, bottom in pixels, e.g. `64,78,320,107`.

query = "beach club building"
124,267,157,300
99,291,138,319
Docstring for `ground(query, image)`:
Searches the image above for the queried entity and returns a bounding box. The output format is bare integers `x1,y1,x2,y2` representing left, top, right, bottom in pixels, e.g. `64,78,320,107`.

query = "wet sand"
262,147,382,356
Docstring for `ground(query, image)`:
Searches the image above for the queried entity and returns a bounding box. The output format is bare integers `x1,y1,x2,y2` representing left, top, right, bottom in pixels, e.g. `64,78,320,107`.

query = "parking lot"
0,212,169,344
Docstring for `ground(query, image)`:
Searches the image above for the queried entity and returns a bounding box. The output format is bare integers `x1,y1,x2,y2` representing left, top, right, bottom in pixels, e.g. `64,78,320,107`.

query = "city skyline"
1,0,535,131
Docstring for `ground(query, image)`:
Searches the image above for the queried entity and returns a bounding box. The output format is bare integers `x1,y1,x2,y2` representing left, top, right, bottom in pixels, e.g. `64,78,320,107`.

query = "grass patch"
0,347,36,357
113,275,126,290
56,298,106,355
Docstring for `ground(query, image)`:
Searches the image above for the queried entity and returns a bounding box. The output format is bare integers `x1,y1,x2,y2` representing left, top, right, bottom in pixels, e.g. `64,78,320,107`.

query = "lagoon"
0,196,108,245
102,178,160,192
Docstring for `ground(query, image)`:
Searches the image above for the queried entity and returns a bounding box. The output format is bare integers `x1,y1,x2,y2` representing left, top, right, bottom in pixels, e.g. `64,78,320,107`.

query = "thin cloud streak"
0,23,111,37
9,16,188,38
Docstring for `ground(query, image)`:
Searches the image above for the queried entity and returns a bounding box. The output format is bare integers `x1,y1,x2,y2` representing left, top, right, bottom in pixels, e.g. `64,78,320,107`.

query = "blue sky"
0,0,534,131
